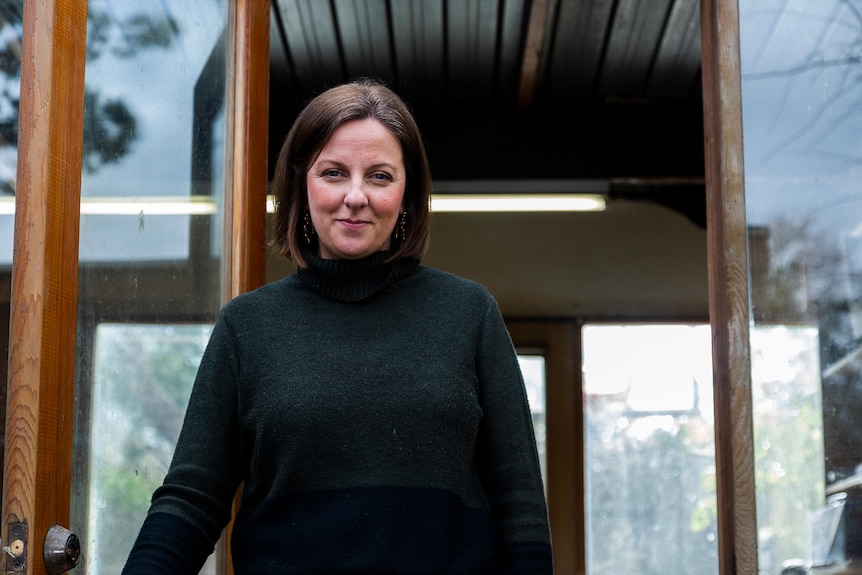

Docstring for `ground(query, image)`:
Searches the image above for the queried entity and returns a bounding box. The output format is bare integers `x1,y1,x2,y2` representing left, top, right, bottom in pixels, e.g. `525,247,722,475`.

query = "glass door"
70,3,228,571
2,2,268,573
738,2,862,573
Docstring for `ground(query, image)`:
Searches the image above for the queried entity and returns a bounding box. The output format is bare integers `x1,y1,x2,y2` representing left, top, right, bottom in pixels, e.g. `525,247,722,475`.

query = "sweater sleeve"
122,309,247,574
121,512,214,575
474,297,555,574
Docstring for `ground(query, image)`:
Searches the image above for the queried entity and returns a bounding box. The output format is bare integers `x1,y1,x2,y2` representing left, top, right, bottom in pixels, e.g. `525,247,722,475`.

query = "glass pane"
72,2,229,574
739,2,862,573
0,0,22,490
750,326,824,574
88,324,212,573
518,355,547,489
582,324,717,575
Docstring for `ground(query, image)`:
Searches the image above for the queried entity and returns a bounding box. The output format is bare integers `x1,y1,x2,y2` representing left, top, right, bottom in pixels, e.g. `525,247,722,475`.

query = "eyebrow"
314,158,402,172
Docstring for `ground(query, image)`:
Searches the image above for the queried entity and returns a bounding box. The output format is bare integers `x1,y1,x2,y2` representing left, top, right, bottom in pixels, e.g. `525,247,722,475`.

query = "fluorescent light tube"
0,196,218,216
430,193,606,212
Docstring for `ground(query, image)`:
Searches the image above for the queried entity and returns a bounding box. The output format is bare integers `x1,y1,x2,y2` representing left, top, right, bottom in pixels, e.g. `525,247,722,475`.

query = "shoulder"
220,275,305,319
405,266,497,309
412,265,491,292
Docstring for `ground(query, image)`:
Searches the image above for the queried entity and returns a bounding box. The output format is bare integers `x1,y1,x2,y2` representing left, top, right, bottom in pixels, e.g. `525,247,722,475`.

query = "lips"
338,219,368,230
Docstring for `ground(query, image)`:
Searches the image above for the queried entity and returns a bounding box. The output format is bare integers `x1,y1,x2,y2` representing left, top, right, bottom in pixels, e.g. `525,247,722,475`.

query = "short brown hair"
271,79,432,268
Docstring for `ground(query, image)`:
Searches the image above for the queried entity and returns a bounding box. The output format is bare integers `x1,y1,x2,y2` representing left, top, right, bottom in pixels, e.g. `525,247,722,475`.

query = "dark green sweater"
123,252,553,574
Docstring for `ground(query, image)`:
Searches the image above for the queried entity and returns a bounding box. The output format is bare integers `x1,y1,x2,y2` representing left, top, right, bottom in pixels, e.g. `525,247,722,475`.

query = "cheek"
306,179,335,211
381,198,403,216
380,186,407,215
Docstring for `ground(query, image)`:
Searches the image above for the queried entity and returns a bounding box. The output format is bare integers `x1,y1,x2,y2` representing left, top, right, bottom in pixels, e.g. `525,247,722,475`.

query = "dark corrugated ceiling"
270,0,701,108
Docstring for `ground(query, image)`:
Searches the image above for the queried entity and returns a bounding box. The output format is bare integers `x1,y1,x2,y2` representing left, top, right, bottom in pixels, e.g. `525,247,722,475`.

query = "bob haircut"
271,79,432,268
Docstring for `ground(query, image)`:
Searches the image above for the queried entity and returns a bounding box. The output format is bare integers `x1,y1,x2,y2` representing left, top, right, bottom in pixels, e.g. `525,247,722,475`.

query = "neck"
296,247,418,302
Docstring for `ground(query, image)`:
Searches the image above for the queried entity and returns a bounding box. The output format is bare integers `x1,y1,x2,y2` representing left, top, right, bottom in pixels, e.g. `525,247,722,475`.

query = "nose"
344,178,368,208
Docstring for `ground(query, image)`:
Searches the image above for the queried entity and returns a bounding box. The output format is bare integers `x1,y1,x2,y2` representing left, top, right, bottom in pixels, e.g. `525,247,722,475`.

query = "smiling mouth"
339,219,368,228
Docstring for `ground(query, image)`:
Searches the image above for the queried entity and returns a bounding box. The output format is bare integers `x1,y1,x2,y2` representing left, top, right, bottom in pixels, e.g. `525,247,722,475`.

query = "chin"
325,241,391,260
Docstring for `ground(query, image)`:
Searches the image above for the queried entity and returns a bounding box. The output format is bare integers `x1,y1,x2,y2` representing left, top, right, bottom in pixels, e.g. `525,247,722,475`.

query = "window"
84,323,215,575
582,324,718,575
518,354,547,488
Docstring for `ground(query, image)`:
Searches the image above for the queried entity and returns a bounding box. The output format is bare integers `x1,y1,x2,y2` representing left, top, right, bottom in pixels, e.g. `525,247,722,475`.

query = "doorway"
2,1,714,574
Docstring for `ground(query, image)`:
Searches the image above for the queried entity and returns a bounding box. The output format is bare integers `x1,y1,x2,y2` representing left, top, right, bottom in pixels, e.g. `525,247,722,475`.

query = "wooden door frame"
224,1,269,301
221,2,269,573
507,320,584,575
2,2,87,573
700,1,759,575
2,2,269,573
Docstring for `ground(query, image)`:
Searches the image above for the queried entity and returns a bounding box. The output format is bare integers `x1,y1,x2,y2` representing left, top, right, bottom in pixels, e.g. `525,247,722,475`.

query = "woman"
123,79,553,574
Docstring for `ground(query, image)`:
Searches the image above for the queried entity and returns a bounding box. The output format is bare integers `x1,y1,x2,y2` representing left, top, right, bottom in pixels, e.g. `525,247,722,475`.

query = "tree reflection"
750,213,862,485
742,4,862,165
86,8,180,60
83,4,182,173
82,91,138,173
746,186,862,569
741,0,862,508
0,1,22,195
0,1,182,193
91,324,211,575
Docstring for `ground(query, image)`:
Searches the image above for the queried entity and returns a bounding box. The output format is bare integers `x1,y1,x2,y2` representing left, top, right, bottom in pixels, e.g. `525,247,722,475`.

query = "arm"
474,299,554,574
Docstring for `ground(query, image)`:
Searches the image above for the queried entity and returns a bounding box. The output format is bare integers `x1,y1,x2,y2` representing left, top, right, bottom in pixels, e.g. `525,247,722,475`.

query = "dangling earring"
395,211,407,241
303,210,315,244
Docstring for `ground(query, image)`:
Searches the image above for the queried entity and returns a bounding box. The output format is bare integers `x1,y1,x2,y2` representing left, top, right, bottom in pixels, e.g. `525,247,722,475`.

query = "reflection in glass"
88,324,212,574
0,0,22,267
740,2,862,573
72,2,228,574
750,326,824,573
582,324,717,575
0,1,22,493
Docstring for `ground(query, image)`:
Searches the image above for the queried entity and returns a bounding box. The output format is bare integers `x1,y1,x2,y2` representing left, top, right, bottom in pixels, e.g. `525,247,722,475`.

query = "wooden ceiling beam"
518,0,549,109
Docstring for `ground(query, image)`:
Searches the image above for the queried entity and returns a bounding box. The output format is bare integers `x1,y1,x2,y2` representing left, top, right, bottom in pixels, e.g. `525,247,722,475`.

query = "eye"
370,172,393,182
321,169,342,178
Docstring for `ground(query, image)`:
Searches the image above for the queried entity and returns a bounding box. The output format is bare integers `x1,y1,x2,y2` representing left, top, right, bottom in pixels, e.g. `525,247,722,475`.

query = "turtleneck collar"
296,245,419,303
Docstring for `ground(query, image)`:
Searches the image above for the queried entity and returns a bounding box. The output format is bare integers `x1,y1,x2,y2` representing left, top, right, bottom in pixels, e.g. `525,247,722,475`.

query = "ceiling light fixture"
430,193,606,212
430,179,608,212
0,196,218,216
81,196,218,215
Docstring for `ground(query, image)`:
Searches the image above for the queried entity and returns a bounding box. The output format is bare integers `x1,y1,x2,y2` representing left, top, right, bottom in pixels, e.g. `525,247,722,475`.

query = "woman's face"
306,118,406,260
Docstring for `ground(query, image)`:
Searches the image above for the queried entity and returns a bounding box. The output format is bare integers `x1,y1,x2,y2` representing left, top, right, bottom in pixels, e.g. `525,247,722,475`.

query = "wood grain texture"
2,0,87,571
222,2,270,573
507,320,584,575
225,0,269,302
700,1,759,574
518,0,549,109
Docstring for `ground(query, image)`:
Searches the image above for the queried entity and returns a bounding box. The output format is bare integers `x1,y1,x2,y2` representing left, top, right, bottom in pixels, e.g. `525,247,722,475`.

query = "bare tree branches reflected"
742,3,862,164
